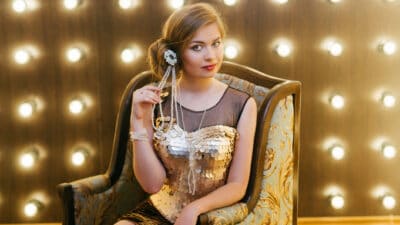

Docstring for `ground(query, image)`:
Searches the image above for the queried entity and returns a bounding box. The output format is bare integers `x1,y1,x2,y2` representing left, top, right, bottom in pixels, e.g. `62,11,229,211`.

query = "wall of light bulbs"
0,0,399,222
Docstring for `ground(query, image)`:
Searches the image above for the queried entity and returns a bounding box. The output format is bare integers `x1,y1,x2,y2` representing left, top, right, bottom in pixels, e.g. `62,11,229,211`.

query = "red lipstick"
203,64,216,71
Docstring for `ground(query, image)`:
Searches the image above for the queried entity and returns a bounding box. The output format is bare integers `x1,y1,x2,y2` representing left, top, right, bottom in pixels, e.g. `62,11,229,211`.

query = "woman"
116,3,257,225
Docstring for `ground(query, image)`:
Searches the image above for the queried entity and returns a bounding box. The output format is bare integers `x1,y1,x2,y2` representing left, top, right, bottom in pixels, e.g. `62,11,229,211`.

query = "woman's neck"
177,75,215,93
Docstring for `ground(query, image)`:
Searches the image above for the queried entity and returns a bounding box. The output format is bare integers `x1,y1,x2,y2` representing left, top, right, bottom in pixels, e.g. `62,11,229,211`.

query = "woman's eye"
191,45,202,51
213,41,221,47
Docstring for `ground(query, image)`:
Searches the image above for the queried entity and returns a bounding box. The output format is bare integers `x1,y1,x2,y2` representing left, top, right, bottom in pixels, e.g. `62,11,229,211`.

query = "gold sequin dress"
149,86,250,223
119,86,250,224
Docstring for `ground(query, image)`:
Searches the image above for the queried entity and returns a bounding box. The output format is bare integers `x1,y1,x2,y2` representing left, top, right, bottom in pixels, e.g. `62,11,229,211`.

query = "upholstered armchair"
57,61,301,225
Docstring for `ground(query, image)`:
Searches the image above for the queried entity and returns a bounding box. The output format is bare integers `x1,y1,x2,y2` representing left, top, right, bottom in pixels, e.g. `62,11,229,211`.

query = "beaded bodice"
150,86,250,222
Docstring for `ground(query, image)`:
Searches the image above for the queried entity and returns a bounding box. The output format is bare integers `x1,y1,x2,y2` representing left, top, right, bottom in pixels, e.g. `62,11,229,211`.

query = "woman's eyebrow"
190,37,221,44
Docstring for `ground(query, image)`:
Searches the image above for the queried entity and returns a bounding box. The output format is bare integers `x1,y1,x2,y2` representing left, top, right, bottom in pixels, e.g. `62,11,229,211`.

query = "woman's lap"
118,199,173,225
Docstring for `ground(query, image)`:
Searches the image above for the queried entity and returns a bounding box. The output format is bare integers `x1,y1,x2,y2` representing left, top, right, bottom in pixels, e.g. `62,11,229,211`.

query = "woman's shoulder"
214,81,252,116
223,85,251,104
213,79,249,98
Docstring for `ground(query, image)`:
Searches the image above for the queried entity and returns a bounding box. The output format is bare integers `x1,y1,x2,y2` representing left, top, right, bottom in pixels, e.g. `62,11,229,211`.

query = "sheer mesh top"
158,86,249,132
150,86,250,222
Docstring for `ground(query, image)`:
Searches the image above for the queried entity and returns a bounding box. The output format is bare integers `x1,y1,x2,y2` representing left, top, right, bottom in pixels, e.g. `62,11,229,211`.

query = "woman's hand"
131,85,161,122
174,204,200,225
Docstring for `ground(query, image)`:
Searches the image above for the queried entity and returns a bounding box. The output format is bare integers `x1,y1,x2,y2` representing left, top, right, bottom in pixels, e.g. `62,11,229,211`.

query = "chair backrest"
106,61,301,225
215,62,300,225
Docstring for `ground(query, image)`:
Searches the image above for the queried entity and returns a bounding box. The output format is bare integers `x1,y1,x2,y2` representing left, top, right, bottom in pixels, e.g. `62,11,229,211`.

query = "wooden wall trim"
299,216,400,225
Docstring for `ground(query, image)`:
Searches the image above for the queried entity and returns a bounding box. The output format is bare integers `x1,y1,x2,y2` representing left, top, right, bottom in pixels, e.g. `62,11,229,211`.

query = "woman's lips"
202,64,216,71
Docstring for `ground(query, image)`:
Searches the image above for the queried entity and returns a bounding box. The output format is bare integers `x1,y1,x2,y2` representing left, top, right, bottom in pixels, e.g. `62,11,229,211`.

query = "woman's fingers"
144,85,161,92
134,87,161,104
131,86,161,120
138,90,160,102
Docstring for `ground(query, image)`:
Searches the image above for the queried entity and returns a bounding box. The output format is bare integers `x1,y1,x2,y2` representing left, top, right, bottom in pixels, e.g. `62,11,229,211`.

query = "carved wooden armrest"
199,202,248,225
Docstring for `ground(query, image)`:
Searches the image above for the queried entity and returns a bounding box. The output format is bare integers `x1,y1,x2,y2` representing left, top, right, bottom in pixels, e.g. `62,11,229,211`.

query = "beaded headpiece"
152,49,199,195
152,49,180,133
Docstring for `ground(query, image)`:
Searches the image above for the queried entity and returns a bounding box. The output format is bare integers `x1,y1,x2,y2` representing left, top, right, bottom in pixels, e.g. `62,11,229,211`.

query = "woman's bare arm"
130,85,166,194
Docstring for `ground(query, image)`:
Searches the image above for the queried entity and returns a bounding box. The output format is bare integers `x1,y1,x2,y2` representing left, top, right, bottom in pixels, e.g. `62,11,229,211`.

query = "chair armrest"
69,174,111,194
58,173,147,225
198,203,248,225
57,174,111,225
57,143,148,225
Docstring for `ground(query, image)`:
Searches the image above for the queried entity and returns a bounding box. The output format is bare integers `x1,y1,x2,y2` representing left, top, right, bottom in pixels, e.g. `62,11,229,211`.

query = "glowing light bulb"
380,41,397,55
224,0,237,6
330,145,345,160
330,94,345,109
12,0,28,13
224,45,239,59
18,101,36,118
330,195,345,209
69,99,85,114
64,0,81,10
19,149,39,168
118,0,139,9
71,149,87,166
328,42,343,56
273,0,289,4
14,49,32,65
382,93,396,108
66,47,83,63
382,195,396,209
328,0,341,3
168,0,184,9
20,153,35,168
275,43,292,57
382,144,396,159
120,47,141,63
24,200,42,217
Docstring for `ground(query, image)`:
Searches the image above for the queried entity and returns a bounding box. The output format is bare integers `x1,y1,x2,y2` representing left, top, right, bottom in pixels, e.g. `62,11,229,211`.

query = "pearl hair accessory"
152,49,180,133
151,49,209,195
164,49,177,66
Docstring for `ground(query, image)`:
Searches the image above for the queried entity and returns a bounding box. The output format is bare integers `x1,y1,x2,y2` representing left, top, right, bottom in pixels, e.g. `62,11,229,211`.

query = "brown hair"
148,3,226,78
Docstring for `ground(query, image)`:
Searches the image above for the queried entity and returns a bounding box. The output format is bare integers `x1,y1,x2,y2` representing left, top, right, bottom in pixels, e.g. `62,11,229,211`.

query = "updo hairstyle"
147,3,226,79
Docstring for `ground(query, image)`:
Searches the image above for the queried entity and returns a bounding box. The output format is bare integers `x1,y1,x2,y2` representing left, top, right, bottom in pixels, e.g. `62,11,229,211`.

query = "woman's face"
181,22,224,79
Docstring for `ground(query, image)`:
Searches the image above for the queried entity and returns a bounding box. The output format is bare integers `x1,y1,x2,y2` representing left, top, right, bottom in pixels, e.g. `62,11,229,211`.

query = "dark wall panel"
0,0,399,222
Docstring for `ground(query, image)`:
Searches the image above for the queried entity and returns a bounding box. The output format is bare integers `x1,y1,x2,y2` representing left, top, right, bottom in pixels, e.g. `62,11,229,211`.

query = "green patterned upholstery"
215,73,269,108
57,61,300,225
204,74,295,225
70,143,147,225
237,96,294,225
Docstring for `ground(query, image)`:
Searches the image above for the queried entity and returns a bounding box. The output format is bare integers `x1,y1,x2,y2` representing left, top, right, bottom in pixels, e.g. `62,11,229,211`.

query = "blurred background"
0,0,399,223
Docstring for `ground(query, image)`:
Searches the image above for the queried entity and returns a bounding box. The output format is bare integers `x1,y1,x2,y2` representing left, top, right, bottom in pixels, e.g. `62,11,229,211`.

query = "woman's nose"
204,47,216,60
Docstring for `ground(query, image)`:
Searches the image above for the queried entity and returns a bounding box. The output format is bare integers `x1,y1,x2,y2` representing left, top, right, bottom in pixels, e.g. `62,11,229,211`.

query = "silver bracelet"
129,130,149,141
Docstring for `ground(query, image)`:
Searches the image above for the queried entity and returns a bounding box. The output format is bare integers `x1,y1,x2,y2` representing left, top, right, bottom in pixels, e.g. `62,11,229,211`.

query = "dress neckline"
176,85,230,113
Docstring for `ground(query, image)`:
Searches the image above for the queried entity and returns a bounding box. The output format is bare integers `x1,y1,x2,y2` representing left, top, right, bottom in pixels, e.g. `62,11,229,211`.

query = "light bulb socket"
73,148,89,157
27,199,43,208
21,147,40,160
27,147,39,157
